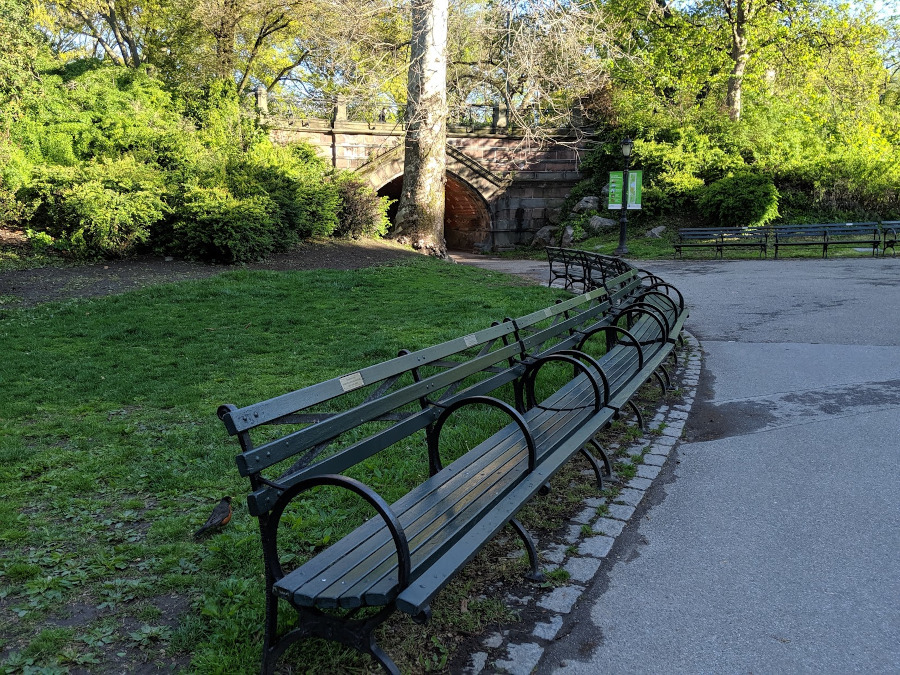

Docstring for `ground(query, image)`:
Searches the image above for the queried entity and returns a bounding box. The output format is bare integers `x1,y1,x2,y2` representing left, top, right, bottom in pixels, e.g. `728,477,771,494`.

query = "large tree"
393,0,449,257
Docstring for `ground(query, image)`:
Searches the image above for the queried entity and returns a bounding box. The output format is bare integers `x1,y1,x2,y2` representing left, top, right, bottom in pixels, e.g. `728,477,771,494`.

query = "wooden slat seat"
276,387,599,611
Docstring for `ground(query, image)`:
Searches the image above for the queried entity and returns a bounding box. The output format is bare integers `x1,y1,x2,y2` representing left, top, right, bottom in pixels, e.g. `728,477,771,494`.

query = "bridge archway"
376,171,492,251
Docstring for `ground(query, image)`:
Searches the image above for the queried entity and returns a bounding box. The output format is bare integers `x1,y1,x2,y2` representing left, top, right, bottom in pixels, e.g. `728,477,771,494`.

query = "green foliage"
697,174,779,228
171,187,278,263
5,61,376,262
333,173,392,239
226,142,340,240
0,0,48,104
14,62,188,167
21,159,168,257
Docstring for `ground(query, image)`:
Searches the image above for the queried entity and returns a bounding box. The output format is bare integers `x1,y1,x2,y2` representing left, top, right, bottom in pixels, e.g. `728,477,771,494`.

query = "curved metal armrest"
638,289,679,315
431,395,537,473
624,302,671,340
523,353,604,413
263,475,411,590
576,324,645,370
637,268,665,285
612,305,667,346
642,282,685,311
553,349,610,407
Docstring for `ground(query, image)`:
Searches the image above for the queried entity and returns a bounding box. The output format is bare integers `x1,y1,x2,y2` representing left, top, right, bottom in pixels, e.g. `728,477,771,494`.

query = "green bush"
21,158,167,257
697,173,779,229
226,143,340,240
171,186,278,263
333,173,391,239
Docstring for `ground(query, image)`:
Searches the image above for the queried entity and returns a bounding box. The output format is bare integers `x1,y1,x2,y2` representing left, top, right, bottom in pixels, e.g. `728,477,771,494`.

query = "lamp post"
615,136,634,256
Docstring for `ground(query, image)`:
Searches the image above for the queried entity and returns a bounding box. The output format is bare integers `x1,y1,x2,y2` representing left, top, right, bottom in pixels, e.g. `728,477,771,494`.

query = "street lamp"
615,136,634,256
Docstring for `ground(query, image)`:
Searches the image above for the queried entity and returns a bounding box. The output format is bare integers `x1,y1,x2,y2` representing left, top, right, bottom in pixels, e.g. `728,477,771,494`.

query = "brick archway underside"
377,173,491,251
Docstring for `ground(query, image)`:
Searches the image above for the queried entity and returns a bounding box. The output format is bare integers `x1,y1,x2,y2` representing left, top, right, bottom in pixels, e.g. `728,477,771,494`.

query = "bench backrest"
770,222,879,236
821,222,879,237
546,246,585,266
677,227,765,241
221,270,643,517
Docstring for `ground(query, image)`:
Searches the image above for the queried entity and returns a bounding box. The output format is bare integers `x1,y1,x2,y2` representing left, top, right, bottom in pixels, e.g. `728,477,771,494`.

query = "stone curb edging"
464,331,702,675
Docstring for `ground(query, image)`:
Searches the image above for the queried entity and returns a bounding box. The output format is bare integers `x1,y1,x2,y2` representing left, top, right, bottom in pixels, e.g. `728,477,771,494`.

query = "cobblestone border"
464,331,702,675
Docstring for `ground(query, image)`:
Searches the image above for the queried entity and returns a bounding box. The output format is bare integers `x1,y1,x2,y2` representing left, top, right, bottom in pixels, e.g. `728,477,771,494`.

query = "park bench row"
217,261,687,674
674,222,900,259
546,246,664,293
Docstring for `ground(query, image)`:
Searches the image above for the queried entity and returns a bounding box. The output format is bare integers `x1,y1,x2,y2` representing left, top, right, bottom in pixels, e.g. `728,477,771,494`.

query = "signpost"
611,137,641,255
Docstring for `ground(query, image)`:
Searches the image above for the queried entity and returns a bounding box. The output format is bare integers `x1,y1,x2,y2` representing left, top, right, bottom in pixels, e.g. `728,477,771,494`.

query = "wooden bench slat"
222,320,521,434
280,401,595,608
394,401,620,616
350,387,602,607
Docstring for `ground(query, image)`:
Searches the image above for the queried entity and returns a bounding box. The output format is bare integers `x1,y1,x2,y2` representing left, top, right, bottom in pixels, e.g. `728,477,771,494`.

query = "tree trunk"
394,0,449,258
214,0,240,81
725,0,750,121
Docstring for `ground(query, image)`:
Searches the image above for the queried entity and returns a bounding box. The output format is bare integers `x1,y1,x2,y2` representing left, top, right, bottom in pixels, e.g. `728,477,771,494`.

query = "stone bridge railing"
251,88,590,251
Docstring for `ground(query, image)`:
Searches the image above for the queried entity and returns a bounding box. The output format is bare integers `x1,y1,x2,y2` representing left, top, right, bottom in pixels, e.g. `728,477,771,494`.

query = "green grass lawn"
0,258,586,673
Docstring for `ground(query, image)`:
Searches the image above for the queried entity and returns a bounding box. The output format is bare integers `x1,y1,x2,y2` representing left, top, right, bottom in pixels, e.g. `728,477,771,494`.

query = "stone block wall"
266,118,585,250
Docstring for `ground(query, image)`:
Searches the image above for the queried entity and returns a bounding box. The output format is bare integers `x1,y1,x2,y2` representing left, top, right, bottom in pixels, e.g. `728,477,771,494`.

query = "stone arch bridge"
265,107,585,251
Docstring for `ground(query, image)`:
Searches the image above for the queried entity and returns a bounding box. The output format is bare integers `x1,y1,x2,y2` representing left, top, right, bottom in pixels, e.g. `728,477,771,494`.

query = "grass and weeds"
0,244,74,272
0,257,603,673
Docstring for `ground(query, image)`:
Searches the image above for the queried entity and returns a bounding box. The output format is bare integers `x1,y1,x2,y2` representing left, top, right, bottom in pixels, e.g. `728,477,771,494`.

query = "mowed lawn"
0,258,571,673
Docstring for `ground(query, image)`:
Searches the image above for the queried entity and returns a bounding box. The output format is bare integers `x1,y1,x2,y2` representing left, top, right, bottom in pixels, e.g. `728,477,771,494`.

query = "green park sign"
608,170,643,210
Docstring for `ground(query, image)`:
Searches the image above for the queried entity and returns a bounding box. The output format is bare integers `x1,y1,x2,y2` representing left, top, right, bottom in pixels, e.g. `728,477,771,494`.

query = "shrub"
224,142,341,241
21,158,167,257
697,173,779,229
333,174,391,239
171,186,278,263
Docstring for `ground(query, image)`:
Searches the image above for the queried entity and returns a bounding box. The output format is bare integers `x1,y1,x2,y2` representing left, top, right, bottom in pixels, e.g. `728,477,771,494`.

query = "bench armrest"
522,353,605,412
576,324,645,370
263,475,411,590
637,268,665,285
641,282,685,311
552,349,611,406
429,395,537,474
622,301,671,340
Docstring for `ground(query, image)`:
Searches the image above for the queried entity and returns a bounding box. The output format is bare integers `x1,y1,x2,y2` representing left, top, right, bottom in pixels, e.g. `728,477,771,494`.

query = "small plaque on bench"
339,372,365,392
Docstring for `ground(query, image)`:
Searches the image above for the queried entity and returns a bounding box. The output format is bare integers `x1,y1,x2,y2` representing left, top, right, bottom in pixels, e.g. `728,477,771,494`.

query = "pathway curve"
452,253,900,674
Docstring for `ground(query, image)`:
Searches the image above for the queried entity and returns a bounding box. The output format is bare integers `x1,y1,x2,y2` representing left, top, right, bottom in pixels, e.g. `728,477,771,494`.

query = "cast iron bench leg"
262,604,400,675
580,439,611,489
509,518,546,582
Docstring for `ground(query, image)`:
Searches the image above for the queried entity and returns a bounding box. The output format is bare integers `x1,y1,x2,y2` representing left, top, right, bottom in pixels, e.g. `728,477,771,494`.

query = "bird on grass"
194,496,232,538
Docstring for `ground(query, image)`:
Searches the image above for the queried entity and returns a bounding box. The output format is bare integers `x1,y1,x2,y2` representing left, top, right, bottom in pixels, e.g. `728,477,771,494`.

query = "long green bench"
545,247,665,292
674,227,768,258
770,222,880,258
218,266,686,674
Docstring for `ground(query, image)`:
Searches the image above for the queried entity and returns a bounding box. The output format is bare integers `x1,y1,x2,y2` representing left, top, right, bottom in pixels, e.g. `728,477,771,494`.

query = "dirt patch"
0,238,423,308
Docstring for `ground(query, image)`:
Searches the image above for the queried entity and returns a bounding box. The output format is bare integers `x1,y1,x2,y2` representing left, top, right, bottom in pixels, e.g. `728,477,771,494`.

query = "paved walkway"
452,253,900,674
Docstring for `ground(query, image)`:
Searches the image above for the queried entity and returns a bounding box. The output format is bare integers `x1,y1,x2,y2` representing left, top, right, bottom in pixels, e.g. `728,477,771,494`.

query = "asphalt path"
454,254,900,674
